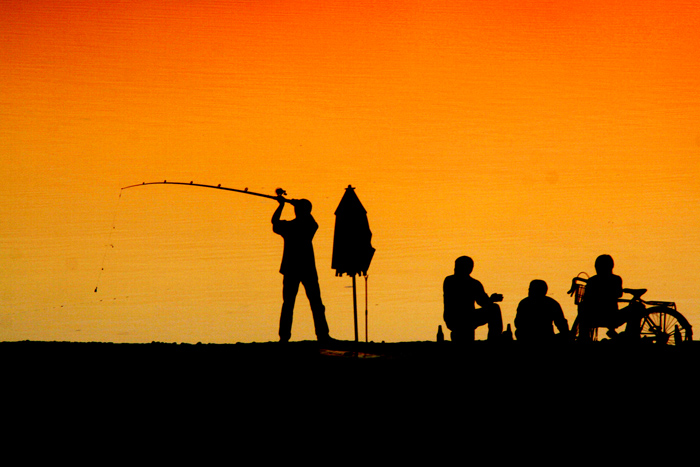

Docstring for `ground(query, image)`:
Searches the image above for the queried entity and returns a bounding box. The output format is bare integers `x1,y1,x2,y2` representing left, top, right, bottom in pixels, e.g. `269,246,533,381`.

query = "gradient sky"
2,0,699,343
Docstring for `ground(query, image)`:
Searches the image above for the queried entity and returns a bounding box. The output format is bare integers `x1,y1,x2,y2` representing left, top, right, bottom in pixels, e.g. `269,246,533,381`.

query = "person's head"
528,279,548,297
595,254,614,274
454,256,474,276
292,199,312,217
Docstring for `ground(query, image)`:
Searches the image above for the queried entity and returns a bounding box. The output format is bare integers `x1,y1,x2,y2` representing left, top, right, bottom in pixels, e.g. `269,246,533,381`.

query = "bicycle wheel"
639,306,693,345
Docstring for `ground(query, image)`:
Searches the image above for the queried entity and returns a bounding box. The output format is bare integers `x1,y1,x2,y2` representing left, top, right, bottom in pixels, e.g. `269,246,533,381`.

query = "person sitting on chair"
580,254,642,339
443,256,503,342
514,279,569,343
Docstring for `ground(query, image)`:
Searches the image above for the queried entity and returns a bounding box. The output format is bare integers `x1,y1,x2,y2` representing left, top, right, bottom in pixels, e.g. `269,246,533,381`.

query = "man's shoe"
317,335,338,345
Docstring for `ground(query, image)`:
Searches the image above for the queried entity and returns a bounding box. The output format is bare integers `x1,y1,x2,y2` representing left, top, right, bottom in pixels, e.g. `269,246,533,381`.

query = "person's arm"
272,197,286,222
553,301,569,333
489,293,504,303
271,197,286,234
475,282,502,307
614,275,623,299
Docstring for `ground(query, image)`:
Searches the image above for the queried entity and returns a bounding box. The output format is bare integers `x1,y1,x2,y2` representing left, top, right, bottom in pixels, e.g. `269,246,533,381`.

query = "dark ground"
4,338,698,391
3,339,697,453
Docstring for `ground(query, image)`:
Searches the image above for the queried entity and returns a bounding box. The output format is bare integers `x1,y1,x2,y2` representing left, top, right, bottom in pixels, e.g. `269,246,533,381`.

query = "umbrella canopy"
332,185,375,277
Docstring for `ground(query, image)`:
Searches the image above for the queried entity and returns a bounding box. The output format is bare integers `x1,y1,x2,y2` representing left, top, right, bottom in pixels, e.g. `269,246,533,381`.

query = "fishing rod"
94,181,289,293
121,180,288,200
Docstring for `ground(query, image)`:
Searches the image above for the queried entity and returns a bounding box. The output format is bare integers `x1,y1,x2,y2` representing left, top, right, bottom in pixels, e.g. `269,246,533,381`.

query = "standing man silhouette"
272,196,332,343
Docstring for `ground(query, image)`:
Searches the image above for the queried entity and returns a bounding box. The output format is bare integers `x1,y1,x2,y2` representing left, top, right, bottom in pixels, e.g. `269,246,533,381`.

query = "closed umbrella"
332,185,375,342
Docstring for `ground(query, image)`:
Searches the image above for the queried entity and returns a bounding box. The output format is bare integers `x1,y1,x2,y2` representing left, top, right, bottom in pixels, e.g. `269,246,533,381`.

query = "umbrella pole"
353,275,358,342
365,275,368,343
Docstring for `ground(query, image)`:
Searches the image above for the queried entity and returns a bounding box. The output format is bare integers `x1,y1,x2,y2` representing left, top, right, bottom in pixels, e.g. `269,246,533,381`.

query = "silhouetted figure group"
443,254,643,344
269,191,642,346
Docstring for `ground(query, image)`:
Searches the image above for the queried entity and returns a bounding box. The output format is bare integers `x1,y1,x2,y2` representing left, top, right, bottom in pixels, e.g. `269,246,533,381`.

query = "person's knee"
281,293,297,307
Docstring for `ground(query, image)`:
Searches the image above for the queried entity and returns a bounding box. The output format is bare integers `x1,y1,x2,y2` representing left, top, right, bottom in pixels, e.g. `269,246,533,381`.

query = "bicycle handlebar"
569,275,675,309
567,276,588,295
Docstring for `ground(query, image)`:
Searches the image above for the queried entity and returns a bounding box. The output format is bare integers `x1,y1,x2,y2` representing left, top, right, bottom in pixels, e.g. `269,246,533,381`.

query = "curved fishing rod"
94,181,288,293
121,181,288,200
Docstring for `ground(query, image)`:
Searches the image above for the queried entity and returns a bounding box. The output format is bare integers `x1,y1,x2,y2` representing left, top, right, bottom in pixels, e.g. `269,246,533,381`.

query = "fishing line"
94,189,124,293
0,295,134,320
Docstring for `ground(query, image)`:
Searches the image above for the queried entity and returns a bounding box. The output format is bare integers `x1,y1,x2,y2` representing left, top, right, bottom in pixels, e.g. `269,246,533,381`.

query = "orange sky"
2,1,699,343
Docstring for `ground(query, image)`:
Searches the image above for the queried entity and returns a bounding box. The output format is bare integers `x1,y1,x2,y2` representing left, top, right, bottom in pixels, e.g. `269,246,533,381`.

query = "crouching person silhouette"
272,196,332,343
514,279,569,343
443,256,503,342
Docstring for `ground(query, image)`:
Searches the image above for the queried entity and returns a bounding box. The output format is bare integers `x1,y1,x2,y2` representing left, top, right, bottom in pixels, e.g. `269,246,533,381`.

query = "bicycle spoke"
640,308,689,344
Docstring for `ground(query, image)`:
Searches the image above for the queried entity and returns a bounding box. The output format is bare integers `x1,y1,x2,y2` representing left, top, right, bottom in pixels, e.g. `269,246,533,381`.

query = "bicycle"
567,273,693,345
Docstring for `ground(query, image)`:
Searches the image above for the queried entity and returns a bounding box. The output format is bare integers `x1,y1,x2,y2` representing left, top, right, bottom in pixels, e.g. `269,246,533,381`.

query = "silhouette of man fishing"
272,194,332,343
443,256,504,342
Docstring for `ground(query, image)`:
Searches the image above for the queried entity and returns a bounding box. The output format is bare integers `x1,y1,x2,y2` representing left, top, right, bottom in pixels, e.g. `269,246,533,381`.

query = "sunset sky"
2,0,699,343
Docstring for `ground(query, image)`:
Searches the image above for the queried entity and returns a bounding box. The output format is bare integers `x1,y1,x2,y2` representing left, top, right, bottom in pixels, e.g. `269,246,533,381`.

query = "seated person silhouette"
443,256,503,342
514,279,569,343
579,254,642,339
